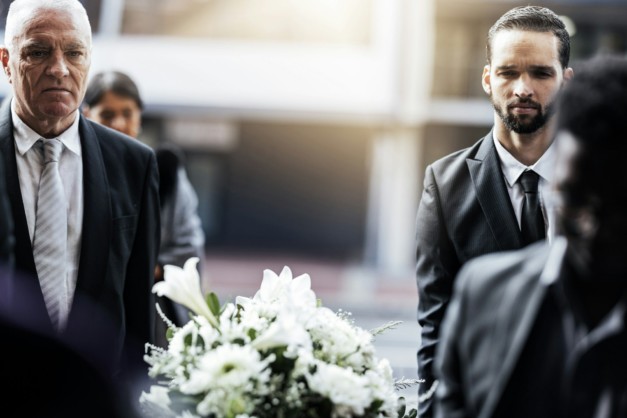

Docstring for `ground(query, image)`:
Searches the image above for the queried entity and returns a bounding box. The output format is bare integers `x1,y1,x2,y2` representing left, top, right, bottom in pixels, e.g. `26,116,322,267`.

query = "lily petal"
152,257,218,327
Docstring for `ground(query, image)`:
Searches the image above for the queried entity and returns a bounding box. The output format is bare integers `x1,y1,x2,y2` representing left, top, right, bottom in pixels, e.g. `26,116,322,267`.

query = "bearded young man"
434,54,627,418
415,6,573,416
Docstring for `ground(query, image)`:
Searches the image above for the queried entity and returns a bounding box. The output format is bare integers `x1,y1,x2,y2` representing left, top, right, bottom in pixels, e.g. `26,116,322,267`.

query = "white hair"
4,0,92,53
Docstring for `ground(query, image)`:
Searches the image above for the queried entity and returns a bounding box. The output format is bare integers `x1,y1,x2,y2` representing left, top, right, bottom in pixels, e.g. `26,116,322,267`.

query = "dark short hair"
556,55,627,215
83,71,143,110
487,6,570,68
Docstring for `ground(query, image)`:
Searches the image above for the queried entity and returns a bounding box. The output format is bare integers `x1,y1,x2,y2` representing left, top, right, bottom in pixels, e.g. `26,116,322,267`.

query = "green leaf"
206,292,221,317
397,397,406,418
166,327,174,341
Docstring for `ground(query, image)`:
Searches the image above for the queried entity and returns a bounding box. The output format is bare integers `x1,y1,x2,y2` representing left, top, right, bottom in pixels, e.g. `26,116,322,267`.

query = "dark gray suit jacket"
434,240,560,418
0,101,160,377
416,131,526,416
434,238,627,418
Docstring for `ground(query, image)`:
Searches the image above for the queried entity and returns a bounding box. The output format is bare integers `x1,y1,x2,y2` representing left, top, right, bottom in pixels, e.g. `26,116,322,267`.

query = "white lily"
254,266,316,308
152,257,218,327
288,272,317,310
254,266,292,303
251,312,311,353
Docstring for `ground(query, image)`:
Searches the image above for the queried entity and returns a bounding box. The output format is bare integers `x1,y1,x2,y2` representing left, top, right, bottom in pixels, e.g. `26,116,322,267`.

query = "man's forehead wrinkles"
21,36,87,48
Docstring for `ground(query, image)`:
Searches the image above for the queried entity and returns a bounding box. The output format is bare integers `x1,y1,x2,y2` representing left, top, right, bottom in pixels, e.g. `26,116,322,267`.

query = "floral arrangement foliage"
141,258,417,418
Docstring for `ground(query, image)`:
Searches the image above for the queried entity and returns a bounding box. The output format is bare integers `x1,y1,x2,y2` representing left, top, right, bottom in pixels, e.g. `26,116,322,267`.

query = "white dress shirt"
493,134,555,241
12,101,84,319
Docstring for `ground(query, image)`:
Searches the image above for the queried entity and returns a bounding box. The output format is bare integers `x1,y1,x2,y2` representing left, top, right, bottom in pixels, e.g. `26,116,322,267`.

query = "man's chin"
505,116,545,135
512,124,540,135
40,102,78,119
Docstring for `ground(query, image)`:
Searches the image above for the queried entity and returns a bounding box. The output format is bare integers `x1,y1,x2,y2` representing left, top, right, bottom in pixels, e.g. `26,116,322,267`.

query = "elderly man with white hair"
0,0,160,387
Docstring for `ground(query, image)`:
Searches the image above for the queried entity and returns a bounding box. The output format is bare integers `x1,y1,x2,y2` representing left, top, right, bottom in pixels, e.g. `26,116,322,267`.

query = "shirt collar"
493,133,556,187
11,98,82,157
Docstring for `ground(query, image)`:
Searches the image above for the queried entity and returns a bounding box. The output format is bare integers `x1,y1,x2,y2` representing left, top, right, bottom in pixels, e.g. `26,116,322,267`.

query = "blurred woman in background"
83,71,205,345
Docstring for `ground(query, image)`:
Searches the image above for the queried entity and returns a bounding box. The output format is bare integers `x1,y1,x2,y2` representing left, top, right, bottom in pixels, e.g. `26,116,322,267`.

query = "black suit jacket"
0,101,160,377
434,238,627,418
0,154,14,308
0,153,13,268
416,131,526,416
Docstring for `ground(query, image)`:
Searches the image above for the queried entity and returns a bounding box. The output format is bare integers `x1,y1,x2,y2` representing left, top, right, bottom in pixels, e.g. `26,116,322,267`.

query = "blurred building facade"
1,0,625,277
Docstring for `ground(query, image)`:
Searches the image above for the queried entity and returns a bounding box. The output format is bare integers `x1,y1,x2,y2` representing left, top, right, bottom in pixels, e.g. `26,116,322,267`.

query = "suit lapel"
467,133,522,251
0,102,52,327
71,117,111,302
0,103,39,283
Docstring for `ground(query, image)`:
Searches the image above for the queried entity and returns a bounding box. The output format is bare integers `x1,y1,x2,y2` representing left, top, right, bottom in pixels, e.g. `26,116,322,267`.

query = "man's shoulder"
455,241,551,300
81,117,153,157
428,132,493,176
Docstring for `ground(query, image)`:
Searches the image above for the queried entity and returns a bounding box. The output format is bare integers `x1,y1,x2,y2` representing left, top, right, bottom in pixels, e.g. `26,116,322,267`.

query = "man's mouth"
509,101,540,110
42,88,70,93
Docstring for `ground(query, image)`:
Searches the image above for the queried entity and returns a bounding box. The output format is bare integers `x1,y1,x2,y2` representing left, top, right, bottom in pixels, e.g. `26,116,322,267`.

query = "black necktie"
519,170,545,246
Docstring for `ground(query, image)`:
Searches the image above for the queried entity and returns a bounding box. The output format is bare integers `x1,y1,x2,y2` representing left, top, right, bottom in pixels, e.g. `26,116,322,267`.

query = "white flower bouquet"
141,258,418,418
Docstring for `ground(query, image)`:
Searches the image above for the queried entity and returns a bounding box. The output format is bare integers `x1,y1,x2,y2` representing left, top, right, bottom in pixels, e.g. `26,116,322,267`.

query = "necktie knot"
519,170,540,194
41,138,63,164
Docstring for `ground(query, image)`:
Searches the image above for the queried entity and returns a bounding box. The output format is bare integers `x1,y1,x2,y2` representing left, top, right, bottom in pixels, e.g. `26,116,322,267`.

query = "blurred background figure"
83,71,206,344
434,54,627,418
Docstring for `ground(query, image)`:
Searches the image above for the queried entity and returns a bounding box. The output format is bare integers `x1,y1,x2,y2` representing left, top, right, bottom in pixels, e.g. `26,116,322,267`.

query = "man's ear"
563,67,574,84
481,64,491,95
0,48,12,81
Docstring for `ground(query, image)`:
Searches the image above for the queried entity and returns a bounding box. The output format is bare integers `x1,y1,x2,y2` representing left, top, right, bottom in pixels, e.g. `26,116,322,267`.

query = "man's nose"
46,50,69,78
513,74,533,98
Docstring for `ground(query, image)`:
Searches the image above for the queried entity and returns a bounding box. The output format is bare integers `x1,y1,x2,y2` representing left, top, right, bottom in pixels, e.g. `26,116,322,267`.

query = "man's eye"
67,51,83,58
28,50,48,58
534,71,553,78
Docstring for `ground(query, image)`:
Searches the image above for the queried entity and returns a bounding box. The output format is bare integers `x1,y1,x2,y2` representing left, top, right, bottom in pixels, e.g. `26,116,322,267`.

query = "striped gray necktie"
32,138,68,331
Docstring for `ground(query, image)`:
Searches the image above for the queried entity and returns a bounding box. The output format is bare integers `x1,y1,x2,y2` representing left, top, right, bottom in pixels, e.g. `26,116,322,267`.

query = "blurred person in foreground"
0,0,160,391
415,6,573,415
83,70,205,343
434,54,627,418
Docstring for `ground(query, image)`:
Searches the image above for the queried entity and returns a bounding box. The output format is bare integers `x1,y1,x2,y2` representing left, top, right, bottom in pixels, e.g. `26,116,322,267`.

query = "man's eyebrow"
494,65,556,72
64,41,88,50
529,65,556,72
21,40,50,49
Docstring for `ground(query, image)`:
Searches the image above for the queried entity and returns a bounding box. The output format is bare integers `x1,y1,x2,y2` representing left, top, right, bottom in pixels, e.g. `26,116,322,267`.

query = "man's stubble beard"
491,95,556,135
